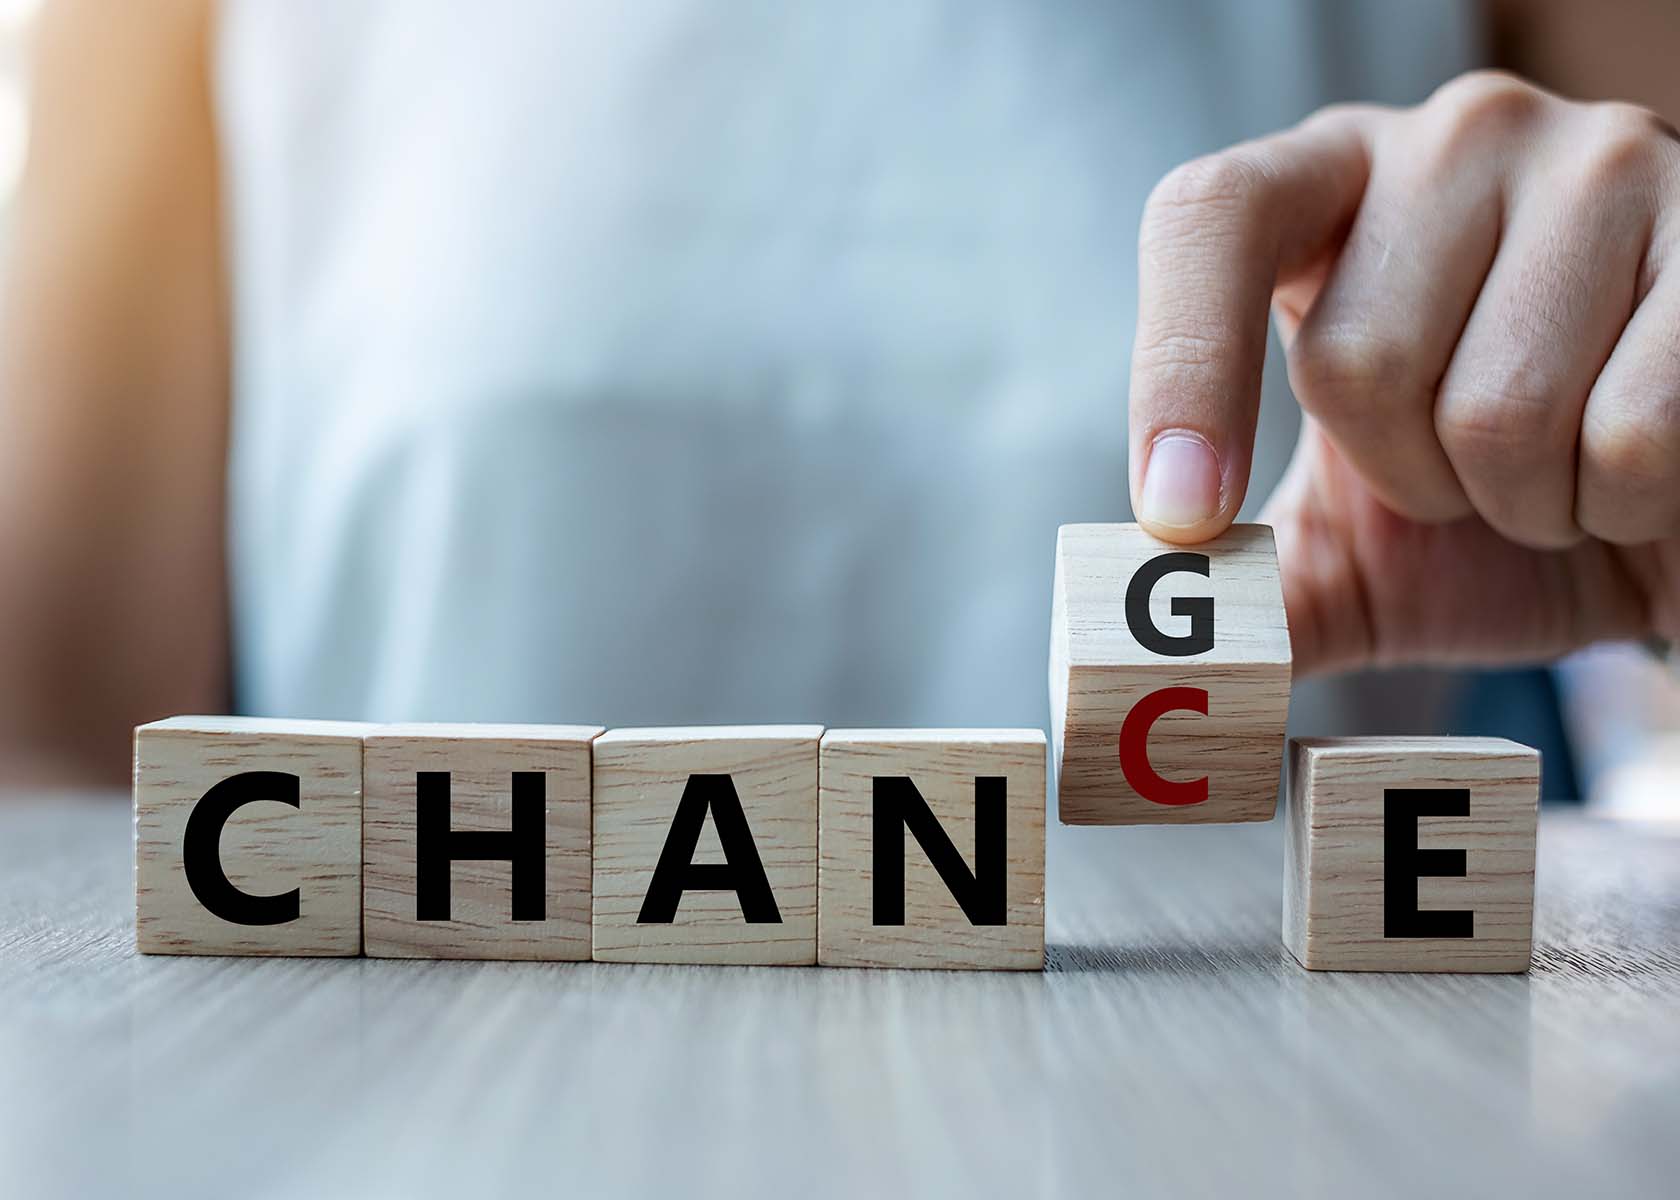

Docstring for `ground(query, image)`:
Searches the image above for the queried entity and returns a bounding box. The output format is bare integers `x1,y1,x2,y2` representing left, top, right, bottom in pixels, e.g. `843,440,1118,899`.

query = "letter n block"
134,716,367,956
1284,737,1540,972
818,730,1045,970
1050,523,1290,825
592,726,821,965
362,724,601,959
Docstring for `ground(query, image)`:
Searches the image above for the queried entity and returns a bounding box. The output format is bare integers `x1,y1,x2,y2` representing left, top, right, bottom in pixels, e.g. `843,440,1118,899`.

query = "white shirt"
216,0,1478,729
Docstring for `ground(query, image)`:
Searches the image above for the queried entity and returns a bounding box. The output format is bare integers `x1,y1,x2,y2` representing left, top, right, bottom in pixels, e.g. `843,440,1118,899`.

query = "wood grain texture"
1283,736,1540,972
818,729,1045,970
362,723,601,960
593,726,820,965
1050,523,1290,825
8,798,1680,1198
133,716,368,956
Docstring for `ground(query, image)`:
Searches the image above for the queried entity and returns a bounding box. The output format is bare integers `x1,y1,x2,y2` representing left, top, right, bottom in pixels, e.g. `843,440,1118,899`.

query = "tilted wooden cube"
1283,737,1540,972
362,724,601,960
1050,523,1290,825
593,726,820,965
818,730,1045,970
134,716,368,956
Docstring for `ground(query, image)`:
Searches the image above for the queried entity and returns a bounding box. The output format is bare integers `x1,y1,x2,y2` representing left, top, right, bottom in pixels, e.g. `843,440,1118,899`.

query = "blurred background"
0,0,1674,810
0,0,36,218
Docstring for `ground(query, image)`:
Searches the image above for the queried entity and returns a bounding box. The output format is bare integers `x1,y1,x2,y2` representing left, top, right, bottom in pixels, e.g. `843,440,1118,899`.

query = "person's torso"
216,0,1479,729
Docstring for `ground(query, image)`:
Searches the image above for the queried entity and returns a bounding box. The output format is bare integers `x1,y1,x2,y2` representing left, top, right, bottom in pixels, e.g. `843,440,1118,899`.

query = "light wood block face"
1050,523,1290,825
592,726,821,965
362,724,601,960
134,716,368,956
818,730,1046,970
1283,737,1540,973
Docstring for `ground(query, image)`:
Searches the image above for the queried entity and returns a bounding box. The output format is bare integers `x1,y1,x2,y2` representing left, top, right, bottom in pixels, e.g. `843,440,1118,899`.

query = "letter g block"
1049,523,1291,825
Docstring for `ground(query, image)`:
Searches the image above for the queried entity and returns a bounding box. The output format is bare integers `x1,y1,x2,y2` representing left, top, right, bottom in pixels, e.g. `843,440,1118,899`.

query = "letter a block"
1283,737,1540,972
592,726,821,965
1050,523,1290,825
134,716,367,956
818,730,1045,970
362,724,601,959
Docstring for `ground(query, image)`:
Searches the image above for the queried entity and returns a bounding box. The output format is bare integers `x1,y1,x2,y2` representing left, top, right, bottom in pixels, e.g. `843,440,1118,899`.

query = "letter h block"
1050,523,1290,825
362,724,601,959
1284,737,1539,972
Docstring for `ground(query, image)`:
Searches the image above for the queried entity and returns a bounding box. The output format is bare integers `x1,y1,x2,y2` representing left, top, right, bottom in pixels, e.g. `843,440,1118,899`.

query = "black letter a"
873,777,1007,926
638,775,782,923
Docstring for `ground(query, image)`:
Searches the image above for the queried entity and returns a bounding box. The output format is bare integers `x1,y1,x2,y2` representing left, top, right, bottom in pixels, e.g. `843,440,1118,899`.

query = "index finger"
1129,108,1379,543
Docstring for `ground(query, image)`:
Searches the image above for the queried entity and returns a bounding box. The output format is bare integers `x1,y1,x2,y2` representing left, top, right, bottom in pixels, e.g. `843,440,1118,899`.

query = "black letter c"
182,771,302,926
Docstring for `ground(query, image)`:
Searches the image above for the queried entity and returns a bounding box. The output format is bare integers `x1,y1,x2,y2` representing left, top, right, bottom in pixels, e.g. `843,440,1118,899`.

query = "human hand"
1128,72,1680,675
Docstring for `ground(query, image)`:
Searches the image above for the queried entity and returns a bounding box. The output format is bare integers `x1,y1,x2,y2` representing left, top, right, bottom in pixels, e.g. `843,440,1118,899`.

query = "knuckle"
1143,149,1275,236
1583,400,1680,495
1435,371,1573,469
1438,379,1581,545
1413,73,1549,179
1287,326,1414,415
1300,101,1388,137
1577,103,1672,193
1428,70,1548,135
1434,398,1513,467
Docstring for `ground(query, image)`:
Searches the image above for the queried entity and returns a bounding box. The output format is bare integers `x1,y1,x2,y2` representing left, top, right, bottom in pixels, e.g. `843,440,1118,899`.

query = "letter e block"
592,726,820,965
818,730,1045,970
1050,523,1290,825
363,724,601,959
134,716,367,956
1283,737,1540,972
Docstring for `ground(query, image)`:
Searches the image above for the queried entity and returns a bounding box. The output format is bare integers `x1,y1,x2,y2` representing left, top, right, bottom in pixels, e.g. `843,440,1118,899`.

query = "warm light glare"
0,0,41,32
0,84,24,200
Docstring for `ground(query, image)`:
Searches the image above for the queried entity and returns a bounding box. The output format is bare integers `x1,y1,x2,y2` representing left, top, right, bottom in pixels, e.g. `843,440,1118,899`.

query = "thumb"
1129,108,1378,543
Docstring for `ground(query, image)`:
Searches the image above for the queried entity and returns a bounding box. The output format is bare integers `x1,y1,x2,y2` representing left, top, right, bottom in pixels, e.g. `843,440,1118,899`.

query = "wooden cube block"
1049,522,1290,825
363,724,601,959
818,730,1045,970
1283,737,1540,972
592,726,820,965
134,716,368,956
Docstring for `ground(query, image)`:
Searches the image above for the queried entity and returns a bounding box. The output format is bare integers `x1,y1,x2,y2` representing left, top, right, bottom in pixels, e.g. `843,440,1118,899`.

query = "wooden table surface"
2,795,1677,1199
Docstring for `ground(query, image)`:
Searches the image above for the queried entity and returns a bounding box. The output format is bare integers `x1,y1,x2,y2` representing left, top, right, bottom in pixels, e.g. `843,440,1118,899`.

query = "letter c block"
134,716,369,955
1049,523,1290,824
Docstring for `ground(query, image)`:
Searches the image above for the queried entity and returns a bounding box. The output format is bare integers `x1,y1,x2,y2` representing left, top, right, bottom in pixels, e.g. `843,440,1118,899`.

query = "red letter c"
1118,686,1209,806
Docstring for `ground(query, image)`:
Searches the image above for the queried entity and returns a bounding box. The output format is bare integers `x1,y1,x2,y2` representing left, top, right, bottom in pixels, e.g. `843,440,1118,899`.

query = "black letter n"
873,777,1006,926
415,771,546,922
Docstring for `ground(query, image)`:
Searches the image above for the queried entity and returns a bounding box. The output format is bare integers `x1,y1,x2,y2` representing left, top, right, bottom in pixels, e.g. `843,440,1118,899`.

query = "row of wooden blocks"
136,720,1049,969
134,715,1539,972
133,524,1542,972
